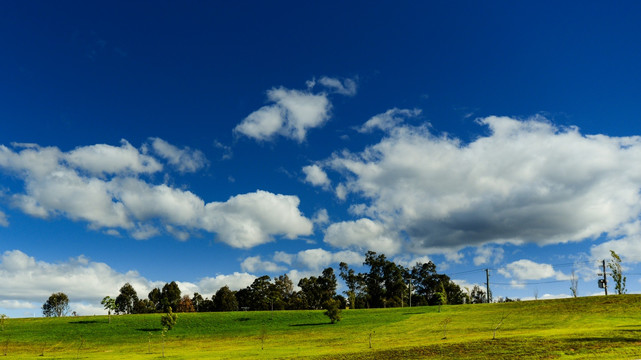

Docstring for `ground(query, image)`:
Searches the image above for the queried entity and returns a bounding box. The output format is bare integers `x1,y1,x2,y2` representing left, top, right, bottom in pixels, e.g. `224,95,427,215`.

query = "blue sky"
2,1,641,317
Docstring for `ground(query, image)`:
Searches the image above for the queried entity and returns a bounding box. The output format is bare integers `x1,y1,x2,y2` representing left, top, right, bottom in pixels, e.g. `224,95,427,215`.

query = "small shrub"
161,307,178,330
323,299,342,324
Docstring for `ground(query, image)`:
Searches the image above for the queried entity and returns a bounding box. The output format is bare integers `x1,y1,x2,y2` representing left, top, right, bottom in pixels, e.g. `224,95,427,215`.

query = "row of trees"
101,251,493,315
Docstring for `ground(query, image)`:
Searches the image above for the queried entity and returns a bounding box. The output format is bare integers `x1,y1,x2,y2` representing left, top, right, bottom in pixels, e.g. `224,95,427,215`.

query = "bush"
323,299,342,324
161,307,178,330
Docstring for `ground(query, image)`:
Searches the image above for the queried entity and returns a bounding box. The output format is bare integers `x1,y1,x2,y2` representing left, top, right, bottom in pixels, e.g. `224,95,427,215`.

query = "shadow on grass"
69,320,98,324
236,318,251,322
565,337,638,343
290,323,329,327
136,328,162,332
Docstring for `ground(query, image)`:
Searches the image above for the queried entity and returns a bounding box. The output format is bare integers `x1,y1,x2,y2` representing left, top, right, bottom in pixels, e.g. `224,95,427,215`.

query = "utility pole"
598,260,608,296
485,268,491,303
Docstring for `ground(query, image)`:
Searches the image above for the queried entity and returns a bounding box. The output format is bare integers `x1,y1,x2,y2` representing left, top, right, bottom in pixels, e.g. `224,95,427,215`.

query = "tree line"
98,250,493,315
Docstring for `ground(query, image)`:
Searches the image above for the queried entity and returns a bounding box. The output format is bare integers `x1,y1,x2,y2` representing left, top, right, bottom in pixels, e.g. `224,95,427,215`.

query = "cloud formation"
235,87,331,142
322,115,641,254
0,140,312,247
149,137,208,173
0,250,257,316
303,164,331,188
498,259,571,285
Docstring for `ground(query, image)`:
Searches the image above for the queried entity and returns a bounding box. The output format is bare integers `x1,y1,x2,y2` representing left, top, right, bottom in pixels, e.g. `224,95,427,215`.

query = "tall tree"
339,262,359,309
42,292,70,317
411,261,438,306
608,250,627,295
101,296,116,322
364,251,387,308
115,283,139,314
191,293,204,312
176,295,195,312
272,274,294,310
148,288,162,312
161,281,181,312
249,275,272,311
470,285,487,304
383,261,407,307
214,286,238,312
298,267,337,310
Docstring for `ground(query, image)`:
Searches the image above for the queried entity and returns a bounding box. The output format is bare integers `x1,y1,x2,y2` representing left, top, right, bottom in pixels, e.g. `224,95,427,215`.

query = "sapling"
440,317,452,339
492,312,510,340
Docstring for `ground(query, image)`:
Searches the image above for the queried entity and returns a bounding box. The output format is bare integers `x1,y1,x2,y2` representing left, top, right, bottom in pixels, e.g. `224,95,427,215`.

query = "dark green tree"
214,286,238,312
161,281,181,312
115,283,139,314
191,293,204,312
364,251,387,308
42,292,70,317
148,288,162,312
271,274,294,310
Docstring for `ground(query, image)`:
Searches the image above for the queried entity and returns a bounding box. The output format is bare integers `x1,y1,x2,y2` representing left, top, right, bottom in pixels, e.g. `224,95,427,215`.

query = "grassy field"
1,295,640,359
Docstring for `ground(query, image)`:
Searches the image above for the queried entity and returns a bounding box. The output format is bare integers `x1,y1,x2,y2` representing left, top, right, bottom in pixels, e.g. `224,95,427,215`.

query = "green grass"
1,295,641,359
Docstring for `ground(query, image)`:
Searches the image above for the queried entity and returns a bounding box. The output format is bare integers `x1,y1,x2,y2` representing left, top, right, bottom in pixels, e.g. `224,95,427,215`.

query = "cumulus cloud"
324,218,402,255
150,137,208,173
201,190,313,248
326,115,641,253
235,87,331,142
198,272,256,293
0,141,312,247
303,164,331,188
240,256,287,273
498,259,571,283
0,249,259,316
0,250,161,306
66,139,162,175
358,108,421,133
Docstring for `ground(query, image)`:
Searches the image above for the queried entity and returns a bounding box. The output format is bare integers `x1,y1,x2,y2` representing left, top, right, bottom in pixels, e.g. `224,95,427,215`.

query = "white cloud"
590,221,641,263
150,137,208,173
393,255,432,268
473,246,505,266
0,250,161,307
335,183,347,200
0,249,263,316
0,210,8,227
303,164,331,188
202,190,313,248
498,259,570,282
317,76,357,96
240,256,287,273
326,115,641,253
324,218,401,255
197,272,256,294
66,139,162,175
235,87,331,142
0,142,313,247
358,108,421,133
312,209,329,225
272,248,363,270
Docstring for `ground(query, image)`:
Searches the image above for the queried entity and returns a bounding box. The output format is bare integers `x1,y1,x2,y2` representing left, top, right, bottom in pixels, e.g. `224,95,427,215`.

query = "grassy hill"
1,295,641,359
